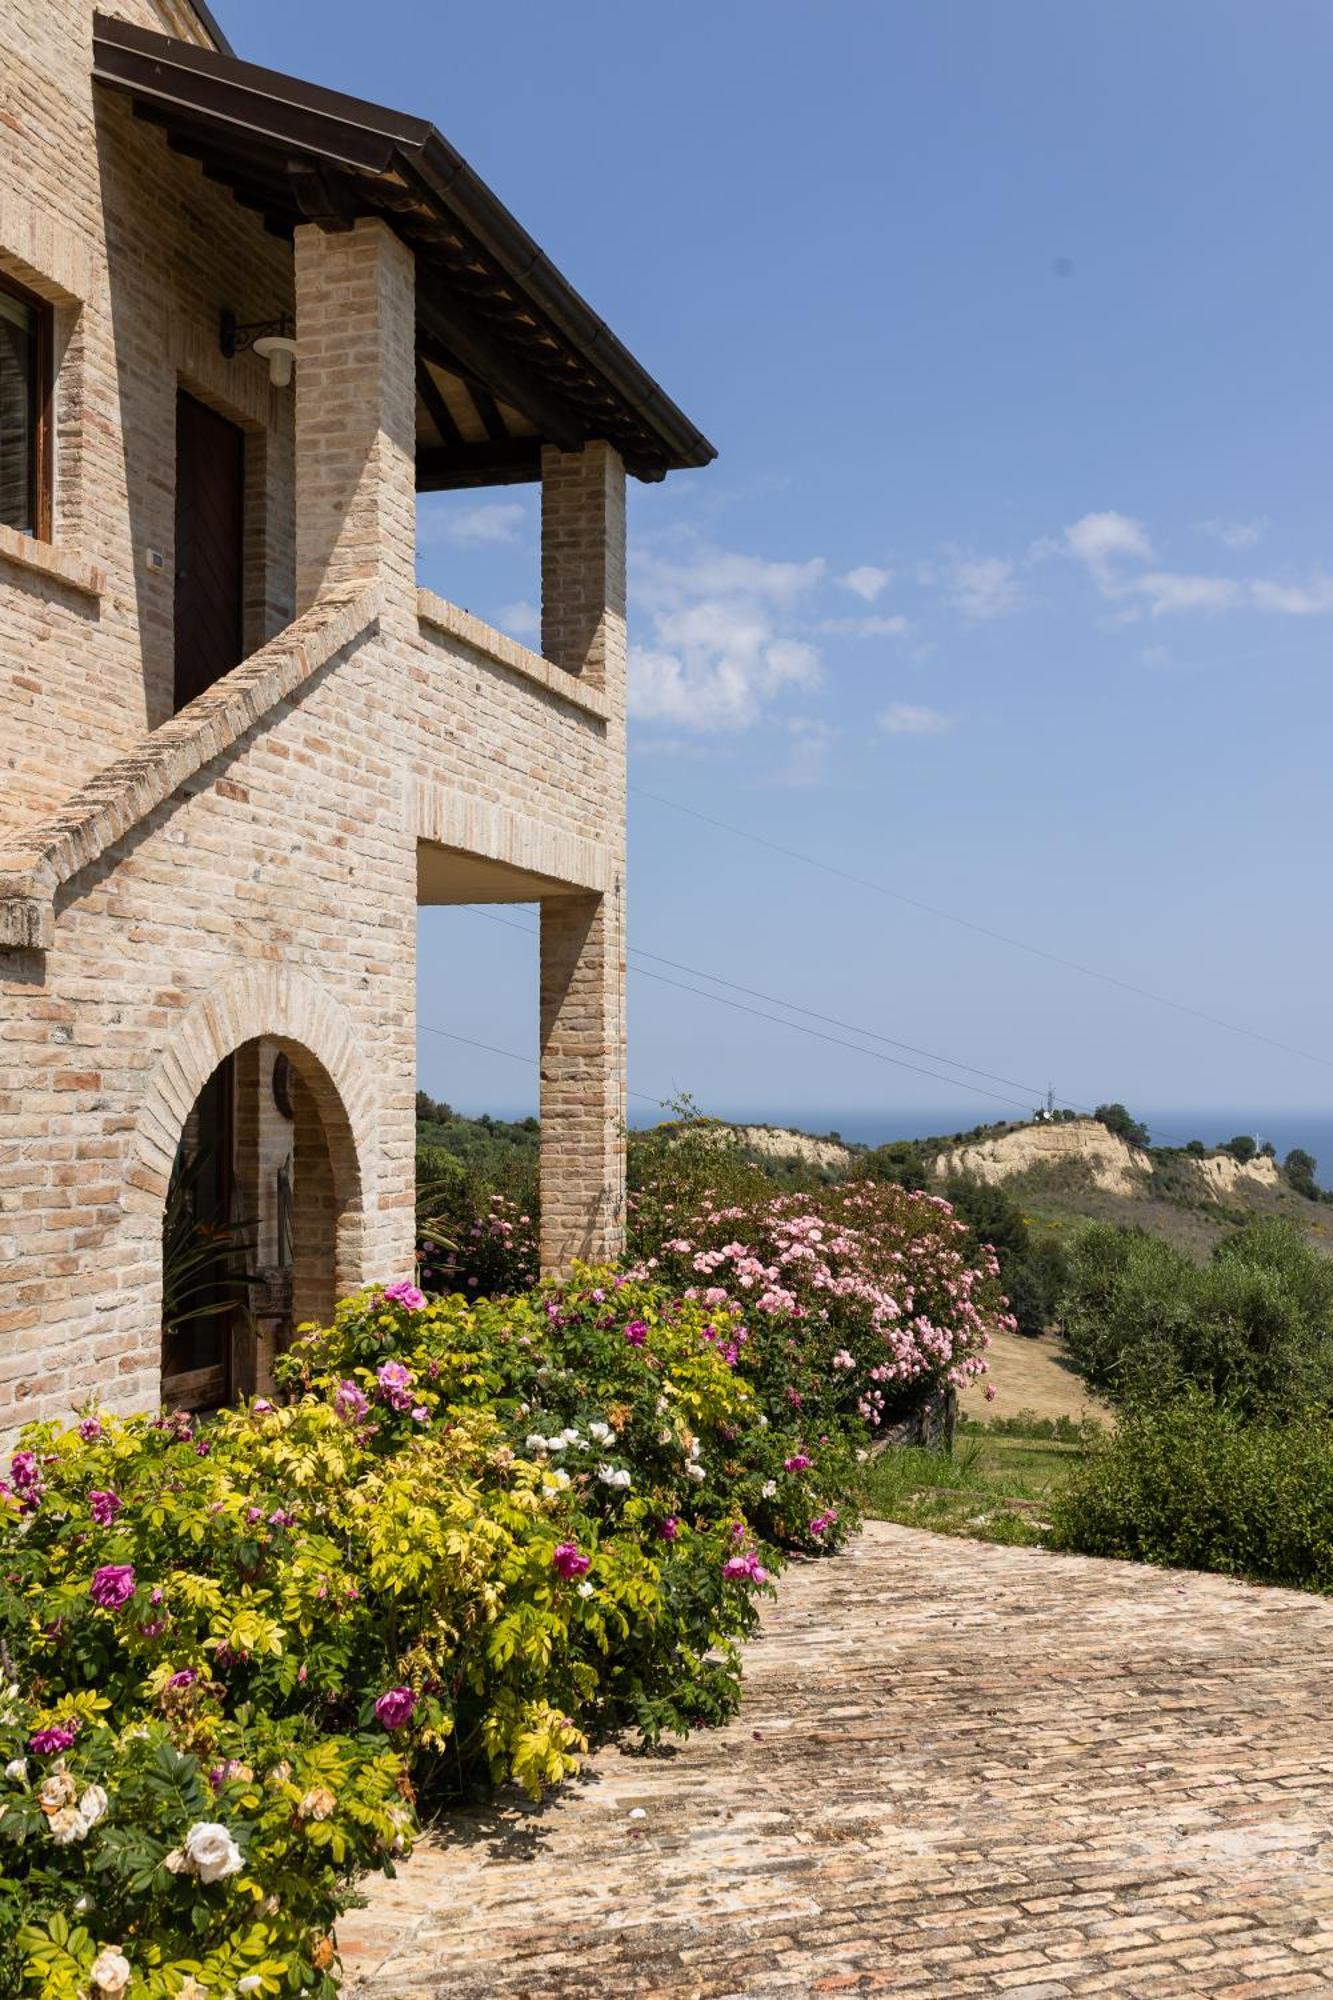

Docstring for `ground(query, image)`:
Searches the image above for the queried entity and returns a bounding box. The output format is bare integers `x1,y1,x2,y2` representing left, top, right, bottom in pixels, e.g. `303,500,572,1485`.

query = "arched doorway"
161,1035,362,1412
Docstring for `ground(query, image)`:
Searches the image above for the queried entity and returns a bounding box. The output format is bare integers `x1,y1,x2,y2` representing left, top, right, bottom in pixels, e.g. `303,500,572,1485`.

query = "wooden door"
174,391,244,711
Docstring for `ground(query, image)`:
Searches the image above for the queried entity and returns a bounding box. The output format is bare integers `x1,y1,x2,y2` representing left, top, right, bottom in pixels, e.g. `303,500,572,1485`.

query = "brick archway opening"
160,1034,362,1412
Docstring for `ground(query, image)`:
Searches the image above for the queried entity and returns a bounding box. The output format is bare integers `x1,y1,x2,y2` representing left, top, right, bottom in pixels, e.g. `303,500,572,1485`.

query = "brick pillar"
539,442,627,1273
293,217,417,621
289,1067,338,1332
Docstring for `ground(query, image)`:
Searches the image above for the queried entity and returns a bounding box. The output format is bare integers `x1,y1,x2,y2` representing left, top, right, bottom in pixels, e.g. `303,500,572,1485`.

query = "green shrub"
1,1273,807,1998
1058,1217,1333,1418
1049,1395,1333,1591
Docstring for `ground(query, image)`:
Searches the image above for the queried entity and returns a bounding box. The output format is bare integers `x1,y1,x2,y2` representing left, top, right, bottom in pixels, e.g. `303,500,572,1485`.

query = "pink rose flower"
552,1542,591,1580
334,1380,370,1422
88,1489,122,1526
722,1551,770,1585
29,1725,78,1756
374,1686,417,1731
383,1281,426,1311
90,1563,136,1609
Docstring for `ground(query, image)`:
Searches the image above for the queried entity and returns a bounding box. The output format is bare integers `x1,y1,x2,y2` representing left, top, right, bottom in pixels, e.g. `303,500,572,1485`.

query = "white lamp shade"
252,335,296,388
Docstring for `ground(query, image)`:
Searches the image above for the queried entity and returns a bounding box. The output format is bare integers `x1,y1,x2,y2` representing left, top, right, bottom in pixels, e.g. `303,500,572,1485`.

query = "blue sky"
224,0,1333,1139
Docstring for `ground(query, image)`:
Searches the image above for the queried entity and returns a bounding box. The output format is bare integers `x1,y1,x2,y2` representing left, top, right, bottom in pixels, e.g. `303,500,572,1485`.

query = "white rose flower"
761,1479,778,1499
524,1433,549,1454
541,1469,571,1494
4,1758,27,1785
37,1772,77,1812
47,1806,90,1845
559,1427,582,1447
89,1947,132,1997
237,1979,264,1993
588,1421,615,1444
183,1819,243,1883
576,1580,595,1599
686,1462,706,1483
79,1784,109,1828
163,1847,189,1874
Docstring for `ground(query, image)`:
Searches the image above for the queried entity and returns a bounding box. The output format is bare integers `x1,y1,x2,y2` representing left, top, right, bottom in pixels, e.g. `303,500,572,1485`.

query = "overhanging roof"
91,14,716,486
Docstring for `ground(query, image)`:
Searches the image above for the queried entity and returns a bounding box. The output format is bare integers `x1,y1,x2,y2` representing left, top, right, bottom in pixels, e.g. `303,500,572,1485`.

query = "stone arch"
131,967,379,1384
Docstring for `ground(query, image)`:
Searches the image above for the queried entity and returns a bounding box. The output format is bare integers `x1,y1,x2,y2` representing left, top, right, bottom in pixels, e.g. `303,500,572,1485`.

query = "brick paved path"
341,1524,1333,1997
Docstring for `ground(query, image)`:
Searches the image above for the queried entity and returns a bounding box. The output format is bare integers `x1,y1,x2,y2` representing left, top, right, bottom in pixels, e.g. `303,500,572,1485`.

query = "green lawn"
861,1429,1086,1546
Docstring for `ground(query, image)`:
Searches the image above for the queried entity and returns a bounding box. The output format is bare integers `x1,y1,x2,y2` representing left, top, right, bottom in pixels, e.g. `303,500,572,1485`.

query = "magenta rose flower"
374,1686,417,1732
624,1320,648,1347
808,1509,838,1538
166,1668,198,1690
333,1380,370,1422
657,1516,680,1542
77,1417,104,1442
383,1280,426,1311
783,1453,812,1474
88,1489,122,1526
28,1725,78,1756
89,1563,136,1610
551,1542,591,1580
722,1551,770,1585
375,1360,415,1412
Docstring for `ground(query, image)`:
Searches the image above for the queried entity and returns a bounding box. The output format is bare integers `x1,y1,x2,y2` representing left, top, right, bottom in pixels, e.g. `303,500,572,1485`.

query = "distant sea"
631,1107,1333,1185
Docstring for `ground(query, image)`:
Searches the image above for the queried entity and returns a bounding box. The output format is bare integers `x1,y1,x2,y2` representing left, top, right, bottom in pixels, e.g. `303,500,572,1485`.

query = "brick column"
539,442,627,1272
293,217,417,620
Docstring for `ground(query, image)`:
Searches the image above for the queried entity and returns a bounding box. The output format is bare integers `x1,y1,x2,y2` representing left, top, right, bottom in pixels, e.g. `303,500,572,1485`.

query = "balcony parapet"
416,589,610,724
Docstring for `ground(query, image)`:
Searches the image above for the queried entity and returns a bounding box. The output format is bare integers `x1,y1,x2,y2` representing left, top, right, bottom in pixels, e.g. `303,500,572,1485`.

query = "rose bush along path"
0,1184,1006,1998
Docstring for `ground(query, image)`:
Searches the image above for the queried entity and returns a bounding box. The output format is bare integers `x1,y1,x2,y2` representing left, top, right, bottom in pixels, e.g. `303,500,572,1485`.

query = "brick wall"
0,3,630,1438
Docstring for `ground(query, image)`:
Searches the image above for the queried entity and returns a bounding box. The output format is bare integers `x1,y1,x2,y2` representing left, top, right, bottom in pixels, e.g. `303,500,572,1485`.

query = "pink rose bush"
633,1179,1010,1435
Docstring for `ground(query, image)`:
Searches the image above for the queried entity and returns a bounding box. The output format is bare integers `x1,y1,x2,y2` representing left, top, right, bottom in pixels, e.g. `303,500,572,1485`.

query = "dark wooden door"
174,391,244,711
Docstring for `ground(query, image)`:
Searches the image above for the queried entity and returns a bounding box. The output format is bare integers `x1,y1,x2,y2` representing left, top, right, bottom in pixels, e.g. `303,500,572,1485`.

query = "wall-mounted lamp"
220,308,297,389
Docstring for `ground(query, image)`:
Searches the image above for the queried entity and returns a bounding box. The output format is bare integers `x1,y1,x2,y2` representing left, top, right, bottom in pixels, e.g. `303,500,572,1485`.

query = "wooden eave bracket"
0,585,380,953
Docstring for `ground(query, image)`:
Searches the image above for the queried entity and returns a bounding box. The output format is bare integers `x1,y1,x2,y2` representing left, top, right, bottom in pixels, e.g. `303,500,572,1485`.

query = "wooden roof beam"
417,282,586,453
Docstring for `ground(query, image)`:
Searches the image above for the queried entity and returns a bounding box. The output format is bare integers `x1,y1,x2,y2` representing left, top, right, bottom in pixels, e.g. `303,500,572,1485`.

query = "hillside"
925,1116,1330,1262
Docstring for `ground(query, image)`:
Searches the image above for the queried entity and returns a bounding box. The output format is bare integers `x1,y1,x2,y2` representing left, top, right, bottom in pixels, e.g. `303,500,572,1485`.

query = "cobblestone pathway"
341,1523,1333,1997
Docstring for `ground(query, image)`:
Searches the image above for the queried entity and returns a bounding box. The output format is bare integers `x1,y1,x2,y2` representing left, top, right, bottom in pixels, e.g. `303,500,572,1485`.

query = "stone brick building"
0,2,713,1433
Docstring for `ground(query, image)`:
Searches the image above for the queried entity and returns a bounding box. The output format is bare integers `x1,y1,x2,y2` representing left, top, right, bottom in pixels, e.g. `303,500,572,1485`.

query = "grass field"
959,1327,1108,1426
861,1430,1086,1546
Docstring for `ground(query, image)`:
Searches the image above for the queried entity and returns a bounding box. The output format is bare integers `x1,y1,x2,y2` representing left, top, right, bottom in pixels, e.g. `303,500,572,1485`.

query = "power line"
630,784,1333,1077
454,905,1210,1148
455,907,1042,1118
418,1021,669,1110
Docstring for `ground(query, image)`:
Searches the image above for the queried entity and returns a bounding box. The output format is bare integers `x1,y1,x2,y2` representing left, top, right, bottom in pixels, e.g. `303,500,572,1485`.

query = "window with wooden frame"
0,270,52,540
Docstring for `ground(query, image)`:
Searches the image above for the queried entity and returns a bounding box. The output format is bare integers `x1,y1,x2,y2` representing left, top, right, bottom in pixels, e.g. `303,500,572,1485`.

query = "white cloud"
879,702,955,736
948,555,1019,620
496,599,540,641
1135,572,1241,617
819,613,910,639
630,539,825,731
839,564,891,603
1200,518,1266,550
423,500,526,547
1249,574,1333,615
1065,511,1154,583
1064,512,1236,617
